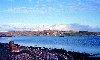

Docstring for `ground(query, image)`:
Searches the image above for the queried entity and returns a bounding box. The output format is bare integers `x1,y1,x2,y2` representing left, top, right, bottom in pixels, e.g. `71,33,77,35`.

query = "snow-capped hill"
34,25,50,31
0,24,76,32
0,24,32,32
32,24,77,31
49,24,75,31
0,25,15,32
0,24,100,32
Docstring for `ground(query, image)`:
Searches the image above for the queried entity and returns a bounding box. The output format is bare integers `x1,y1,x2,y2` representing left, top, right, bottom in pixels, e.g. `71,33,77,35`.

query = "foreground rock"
0,41,100,60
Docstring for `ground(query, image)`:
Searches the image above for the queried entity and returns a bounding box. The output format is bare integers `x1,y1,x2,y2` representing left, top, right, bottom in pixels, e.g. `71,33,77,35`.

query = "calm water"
0,36,100,55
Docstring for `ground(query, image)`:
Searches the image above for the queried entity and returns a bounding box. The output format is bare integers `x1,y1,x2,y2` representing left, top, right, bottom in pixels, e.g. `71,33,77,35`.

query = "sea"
0,36,100,56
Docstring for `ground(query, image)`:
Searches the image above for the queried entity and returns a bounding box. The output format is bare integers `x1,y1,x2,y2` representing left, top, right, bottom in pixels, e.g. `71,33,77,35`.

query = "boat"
59,35,64,37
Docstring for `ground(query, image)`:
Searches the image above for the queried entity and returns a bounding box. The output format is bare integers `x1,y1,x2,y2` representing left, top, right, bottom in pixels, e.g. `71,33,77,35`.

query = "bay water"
0,36,100,55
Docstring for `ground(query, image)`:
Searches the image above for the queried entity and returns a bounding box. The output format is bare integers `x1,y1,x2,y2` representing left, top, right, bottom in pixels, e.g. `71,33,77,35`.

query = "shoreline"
0,42,100,60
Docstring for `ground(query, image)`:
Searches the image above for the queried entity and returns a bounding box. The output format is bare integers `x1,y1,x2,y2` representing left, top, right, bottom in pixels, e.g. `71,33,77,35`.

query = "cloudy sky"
0,0,100,27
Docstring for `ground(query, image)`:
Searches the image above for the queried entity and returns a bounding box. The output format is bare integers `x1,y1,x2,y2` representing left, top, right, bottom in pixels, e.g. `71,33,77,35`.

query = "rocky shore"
0,41,100,60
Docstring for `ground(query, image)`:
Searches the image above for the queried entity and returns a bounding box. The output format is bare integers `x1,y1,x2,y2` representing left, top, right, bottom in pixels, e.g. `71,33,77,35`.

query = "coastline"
0,42,100,60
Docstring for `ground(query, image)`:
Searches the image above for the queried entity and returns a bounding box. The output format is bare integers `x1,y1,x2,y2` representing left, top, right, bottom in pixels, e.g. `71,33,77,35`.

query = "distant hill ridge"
0,23,100,32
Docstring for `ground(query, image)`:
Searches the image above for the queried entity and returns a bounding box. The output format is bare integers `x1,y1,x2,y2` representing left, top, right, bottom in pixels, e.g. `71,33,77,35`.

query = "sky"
0,0,100,27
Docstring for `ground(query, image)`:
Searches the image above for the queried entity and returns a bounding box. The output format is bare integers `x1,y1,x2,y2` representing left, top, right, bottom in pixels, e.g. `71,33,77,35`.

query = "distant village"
0,30,100,37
